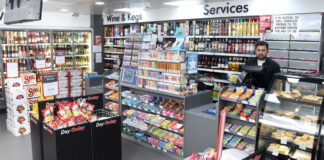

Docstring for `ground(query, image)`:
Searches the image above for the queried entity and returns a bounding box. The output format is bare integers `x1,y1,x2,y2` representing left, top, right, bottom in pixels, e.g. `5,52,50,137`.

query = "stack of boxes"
6,78,30,136
57,71,69,99
21,73,40,119
70,70,83,97
56,70,83,99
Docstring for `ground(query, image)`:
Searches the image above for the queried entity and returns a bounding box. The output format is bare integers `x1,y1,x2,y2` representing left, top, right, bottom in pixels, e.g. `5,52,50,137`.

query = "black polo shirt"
245,57,281,90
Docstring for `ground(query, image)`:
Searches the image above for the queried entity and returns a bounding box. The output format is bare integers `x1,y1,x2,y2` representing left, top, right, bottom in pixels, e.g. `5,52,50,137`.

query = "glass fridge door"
73,31,91,72
53,31,73,71
257,74,324,160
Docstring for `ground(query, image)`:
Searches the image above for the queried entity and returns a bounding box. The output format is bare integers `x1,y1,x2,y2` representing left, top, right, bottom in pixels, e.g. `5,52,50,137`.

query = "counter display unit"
120,83,211,159
255,73,324,160
218,85,266,155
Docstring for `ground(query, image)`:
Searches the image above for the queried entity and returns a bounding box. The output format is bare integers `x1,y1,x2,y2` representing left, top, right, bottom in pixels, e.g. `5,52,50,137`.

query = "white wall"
0,12,91,30
103,0,324,25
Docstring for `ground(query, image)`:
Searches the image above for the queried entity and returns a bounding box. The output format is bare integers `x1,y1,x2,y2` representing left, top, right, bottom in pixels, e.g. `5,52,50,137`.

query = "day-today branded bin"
90,109,121,160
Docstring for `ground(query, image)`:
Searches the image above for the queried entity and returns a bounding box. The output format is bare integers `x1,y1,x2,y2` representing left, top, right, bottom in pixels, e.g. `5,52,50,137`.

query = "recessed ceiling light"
43,0,49,2
114,8,143,12
60,8,69,12
95,1,105,5
163,1,199,6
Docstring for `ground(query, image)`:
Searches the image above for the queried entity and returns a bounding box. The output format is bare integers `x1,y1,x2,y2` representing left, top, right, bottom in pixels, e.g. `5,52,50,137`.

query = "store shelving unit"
0,29,93,104
120,83,211,158
186,18,262,102
103,69,120,115
217,85,266,155
255,73,324,160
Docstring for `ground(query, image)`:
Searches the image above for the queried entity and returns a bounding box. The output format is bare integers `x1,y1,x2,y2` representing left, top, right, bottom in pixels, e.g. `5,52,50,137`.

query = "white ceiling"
0,0,231,15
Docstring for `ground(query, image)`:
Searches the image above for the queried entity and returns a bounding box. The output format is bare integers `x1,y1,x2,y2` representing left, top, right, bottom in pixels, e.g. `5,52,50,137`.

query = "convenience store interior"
1,0,324,160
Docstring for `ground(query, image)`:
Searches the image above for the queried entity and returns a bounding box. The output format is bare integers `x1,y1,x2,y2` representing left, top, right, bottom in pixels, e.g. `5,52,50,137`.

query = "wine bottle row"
2,46,28,58
189,38,257,54
1,31,27,44
198,56,249,71
190,18,260,36
28,32,50,44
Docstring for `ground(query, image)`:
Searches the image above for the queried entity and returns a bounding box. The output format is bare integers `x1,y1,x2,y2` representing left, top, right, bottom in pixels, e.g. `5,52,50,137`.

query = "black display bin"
42,122,92,160
30,115,43,160
91,109,121,160
31,94,121,160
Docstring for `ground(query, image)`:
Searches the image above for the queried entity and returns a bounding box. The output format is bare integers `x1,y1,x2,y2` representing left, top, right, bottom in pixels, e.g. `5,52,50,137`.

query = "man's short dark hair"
255,41,269,51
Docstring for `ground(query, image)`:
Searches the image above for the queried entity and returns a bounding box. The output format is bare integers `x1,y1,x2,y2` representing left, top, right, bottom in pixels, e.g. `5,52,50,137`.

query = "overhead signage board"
103,0,324,25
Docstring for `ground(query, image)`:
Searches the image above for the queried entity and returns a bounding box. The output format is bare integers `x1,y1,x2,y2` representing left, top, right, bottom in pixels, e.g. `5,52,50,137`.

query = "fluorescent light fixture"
95,1,105,5
43,0,48,2
114,8,143,12
163,1,199,6
60,8,69,12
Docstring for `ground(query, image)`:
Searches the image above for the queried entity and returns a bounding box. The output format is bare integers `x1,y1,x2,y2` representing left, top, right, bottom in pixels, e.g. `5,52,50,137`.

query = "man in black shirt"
245,41,281,90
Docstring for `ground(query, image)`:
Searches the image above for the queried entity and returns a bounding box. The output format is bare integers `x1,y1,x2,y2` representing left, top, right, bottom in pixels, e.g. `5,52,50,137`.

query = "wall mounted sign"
273,15,300,33
260,15,271,33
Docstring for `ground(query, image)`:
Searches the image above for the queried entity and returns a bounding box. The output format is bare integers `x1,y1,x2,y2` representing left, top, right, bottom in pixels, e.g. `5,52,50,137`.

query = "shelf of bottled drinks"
103,17,261,102
0,29,93,100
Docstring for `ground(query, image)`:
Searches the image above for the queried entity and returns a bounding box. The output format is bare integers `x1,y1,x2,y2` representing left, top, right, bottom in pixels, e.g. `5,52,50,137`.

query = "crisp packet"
42,104,55,123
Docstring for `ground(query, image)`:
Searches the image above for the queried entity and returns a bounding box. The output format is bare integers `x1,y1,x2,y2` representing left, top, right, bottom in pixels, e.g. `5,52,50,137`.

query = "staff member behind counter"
243,41,281,90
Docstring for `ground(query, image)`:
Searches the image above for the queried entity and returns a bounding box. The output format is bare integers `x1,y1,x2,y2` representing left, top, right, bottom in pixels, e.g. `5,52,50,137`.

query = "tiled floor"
0,113,174,160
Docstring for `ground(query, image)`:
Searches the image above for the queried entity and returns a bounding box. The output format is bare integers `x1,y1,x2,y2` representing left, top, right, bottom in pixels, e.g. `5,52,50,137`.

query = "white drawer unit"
289,60,319,70
291,32,321,41
272,59,288,68
289,51,319,61
268,50,289,59
290,41,320,51
265,33,290,41
268,41,290,50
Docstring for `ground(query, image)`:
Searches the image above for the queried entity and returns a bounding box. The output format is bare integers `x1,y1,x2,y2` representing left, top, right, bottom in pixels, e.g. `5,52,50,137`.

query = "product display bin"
30,114,43,160
90,109,121,160
30,94,122,160
256,73,324,160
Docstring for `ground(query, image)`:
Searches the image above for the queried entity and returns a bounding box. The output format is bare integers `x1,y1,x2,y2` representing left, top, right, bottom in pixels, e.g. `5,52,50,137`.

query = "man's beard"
257,55,266,60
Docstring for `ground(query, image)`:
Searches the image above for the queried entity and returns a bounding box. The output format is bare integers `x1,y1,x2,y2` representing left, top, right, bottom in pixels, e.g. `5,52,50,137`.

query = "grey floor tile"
0,113,175,160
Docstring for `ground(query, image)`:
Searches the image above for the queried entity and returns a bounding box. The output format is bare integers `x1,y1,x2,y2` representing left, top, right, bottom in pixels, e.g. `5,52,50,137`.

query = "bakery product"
273,90,282,97
294,134,314,149
301,95,323,104
272,129,295,142
267,143,290,155
283,112,295,119
291,150,311,160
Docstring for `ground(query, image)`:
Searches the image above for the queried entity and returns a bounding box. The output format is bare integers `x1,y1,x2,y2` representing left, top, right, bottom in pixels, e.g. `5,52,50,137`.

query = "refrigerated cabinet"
0,29,93,109
256,73,324,160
